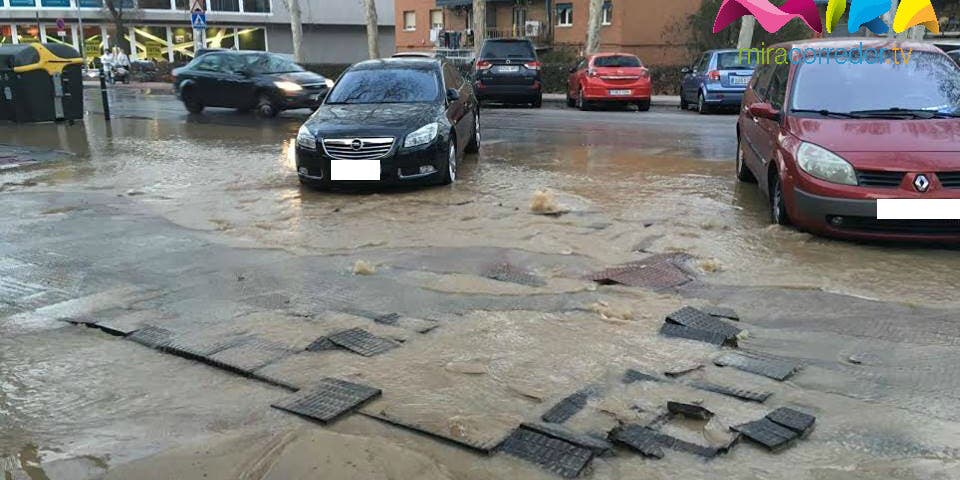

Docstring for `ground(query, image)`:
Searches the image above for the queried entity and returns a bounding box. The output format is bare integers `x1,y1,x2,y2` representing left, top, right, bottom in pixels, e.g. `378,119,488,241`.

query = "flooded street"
1,91,959,479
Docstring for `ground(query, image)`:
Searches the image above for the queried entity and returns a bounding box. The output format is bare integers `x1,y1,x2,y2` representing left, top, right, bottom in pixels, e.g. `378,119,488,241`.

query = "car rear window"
480,41,535,60
326,67,440,104
593,55,641,68
791,51,960,114
717,52,757,69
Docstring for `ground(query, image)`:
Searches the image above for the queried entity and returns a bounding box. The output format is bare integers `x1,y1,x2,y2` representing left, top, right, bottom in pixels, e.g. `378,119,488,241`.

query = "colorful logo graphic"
713,0,940,35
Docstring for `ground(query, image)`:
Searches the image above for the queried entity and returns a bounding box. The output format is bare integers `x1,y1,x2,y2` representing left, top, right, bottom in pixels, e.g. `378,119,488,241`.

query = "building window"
170,27,194,61
210,0,239,12
79,0,103,7
403,11,416,31
430,9,444,29
205,27,236,49
40,0,70,6
602,1,613,25
133,26,168,61
1,26,13,46
556,3,573,27
237,27,266,51
244,0,270,13
138,0,171,9
81,26,103,67
8,0,36,6
44,24,73,47
15,25,41,44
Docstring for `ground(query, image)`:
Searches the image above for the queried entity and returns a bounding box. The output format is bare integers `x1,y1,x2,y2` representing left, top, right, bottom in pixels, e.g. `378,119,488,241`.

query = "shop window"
244,0,269,13
15,25,41,44
170,27,194,62
237,27,265,51
82,26,103,66
556,3,573,27
205,27,236,50
134,26,167,61
210,0,239,12
44,24,74,47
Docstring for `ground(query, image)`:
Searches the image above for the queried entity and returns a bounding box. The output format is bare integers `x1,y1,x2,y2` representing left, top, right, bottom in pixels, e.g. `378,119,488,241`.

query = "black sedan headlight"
296,125,316,150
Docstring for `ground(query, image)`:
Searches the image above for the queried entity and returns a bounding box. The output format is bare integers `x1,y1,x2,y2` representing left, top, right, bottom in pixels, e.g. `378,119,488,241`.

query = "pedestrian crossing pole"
191,0,207,56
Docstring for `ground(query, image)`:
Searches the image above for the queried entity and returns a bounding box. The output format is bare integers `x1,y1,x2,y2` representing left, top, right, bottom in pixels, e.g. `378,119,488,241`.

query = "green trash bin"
0,43,84,123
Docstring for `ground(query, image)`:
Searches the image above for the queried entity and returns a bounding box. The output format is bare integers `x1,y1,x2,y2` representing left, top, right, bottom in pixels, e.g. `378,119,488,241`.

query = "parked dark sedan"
474,38,542,107
173,51,333,117
680,49,757,114
295,58,479,187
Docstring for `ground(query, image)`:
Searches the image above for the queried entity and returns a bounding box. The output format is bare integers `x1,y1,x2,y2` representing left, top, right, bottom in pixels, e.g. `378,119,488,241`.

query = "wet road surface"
1,91,959,479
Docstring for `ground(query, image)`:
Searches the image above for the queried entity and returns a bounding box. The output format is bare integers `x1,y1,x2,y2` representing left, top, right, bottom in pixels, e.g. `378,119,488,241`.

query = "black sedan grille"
831,216,960,235
937,172,960,188
321,138,394,160
856,170,904,188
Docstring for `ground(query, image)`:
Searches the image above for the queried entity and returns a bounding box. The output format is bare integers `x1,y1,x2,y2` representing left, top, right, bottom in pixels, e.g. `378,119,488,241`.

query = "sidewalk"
542,93,680,107
82,81,175,95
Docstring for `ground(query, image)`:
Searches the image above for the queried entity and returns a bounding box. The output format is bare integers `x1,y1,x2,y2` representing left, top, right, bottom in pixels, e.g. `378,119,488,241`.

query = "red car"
737,39,960,241
566,53,652,111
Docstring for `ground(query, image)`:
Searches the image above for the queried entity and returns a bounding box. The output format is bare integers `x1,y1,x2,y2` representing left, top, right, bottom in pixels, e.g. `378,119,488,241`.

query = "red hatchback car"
737,39,960,241
566,53,652,111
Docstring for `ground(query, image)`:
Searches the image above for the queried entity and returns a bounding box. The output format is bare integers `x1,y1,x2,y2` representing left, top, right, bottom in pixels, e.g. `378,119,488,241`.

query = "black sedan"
173,51,333,117
295,58,480,187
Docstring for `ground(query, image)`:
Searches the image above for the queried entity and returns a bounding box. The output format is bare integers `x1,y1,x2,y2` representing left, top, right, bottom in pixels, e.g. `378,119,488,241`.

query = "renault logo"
351,139,363,150
913,174,930,193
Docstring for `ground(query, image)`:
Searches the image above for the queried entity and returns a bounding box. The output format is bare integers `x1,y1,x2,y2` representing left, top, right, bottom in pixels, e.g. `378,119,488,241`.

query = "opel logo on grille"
914,174,930,193
351,139,363,150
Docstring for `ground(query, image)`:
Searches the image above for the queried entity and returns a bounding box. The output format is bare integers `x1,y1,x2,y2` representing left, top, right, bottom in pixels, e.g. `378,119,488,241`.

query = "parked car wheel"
182,89,204,114
770,170,790,226
566,91,575,107
465,110,480,153
697,91,710,115
577,88,588,111
532,95,542,108
636,99,651,112
736,134,757,183
440,138,457,185
679,89,688,110
256,93,279,118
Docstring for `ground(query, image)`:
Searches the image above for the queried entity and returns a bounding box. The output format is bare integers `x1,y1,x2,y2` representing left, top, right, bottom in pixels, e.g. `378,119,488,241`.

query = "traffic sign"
191,9,207,29
55,18,66,37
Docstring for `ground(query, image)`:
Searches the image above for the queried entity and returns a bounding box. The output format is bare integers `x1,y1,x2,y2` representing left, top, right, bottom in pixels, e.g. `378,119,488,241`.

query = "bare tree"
472,0,486,55
102,0,140,54
286,0,303,62
363,0,380,59
737,16,755,49
585,0,603,54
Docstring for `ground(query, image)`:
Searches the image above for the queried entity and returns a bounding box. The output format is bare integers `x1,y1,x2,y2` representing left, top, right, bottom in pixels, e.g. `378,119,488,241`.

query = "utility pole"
472,0,485,56
585,0,602,54
287,0,303,62
737,16,755,49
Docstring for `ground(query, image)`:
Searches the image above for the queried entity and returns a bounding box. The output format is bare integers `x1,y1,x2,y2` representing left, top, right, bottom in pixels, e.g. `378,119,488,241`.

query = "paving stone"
206,337,292,373
272,377,380,423
690,381,772,403
622,369,662,384
732,418,799,452
665,306,742,339
521,422,614,456
766,407,816,436
667,401,714,420
328,328,398,356
660,323,729,346
499,428,594,478
483,263,546,287
126,325,174,349
714,352,800,381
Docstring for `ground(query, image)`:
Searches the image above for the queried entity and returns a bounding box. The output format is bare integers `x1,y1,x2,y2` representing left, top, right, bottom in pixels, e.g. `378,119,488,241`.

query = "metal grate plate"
665,306,742,339
733,418,798,451
714,352,800,381
660,323,729,346
328,328,398,357
609,425,665,458
520,422,614,456
272,377,381,423
483,263,546,287
541,387,598,424
690,381,772,403
766,407,815,436
126,325,174,349
499,428,594,478
207,337,292,373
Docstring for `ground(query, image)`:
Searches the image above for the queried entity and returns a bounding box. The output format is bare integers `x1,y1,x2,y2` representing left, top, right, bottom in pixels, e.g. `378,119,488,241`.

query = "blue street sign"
191,10,207,29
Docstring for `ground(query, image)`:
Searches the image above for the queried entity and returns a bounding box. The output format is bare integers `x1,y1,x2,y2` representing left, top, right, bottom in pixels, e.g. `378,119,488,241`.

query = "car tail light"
639,68,650,79
707,70,721,81
476,60,493,71
524,61,541,71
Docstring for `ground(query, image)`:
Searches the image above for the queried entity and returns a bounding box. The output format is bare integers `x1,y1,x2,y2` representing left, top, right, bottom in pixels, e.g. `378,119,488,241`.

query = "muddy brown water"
1,95,959,479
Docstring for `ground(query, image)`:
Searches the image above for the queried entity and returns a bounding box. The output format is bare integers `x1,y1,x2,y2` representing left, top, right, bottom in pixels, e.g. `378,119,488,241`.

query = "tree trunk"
737,16,755,49
287,0,303,63
585,0,603,55
472,0,485,56
887,0,898,38
364,0,380,59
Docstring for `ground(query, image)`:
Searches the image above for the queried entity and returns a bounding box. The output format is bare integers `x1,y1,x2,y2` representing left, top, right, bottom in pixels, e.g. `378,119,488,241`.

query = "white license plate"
877,199,960,219
730,76,750,85
609,89,631,96
496,65,520,73
330,160,381,181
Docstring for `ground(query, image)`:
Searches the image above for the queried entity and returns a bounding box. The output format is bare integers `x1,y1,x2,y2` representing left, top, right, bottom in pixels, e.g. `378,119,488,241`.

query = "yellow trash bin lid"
10,43,82,75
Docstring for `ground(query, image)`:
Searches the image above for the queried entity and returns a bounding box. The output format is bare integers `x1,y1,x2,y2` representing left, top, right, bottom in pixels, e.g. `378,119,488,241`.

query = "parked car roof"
352,58,440,70
392,52,435,58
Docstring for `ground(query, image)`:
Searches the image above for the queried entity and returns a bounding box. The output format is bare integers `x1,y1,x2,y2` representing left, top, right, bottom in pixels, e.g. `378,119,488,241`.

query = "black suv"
173,51,332,117
474,38,542,107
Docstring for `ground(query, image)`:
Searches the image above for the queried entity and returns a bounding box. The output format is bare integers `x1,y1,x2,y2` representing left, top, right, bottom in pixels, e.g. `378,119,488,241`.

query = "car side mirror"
446,88,460,102
681,67,691,74
748,102,781,121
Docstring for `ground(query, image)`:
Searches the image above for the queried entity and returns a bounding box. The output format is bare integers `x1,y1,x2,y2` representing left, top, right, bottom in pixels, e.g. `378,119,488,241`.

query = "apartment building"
0,0,395,65
395,0,700,65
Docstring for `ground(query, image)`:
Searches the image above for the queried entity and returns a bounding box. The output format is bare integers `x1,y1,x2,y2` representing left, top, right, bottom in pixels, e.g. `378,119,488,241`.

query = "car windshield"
480,41,535,60
718,52,757,69
242,55,304,74
593,55,641,68
791,51,960,114
326,67,440,104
